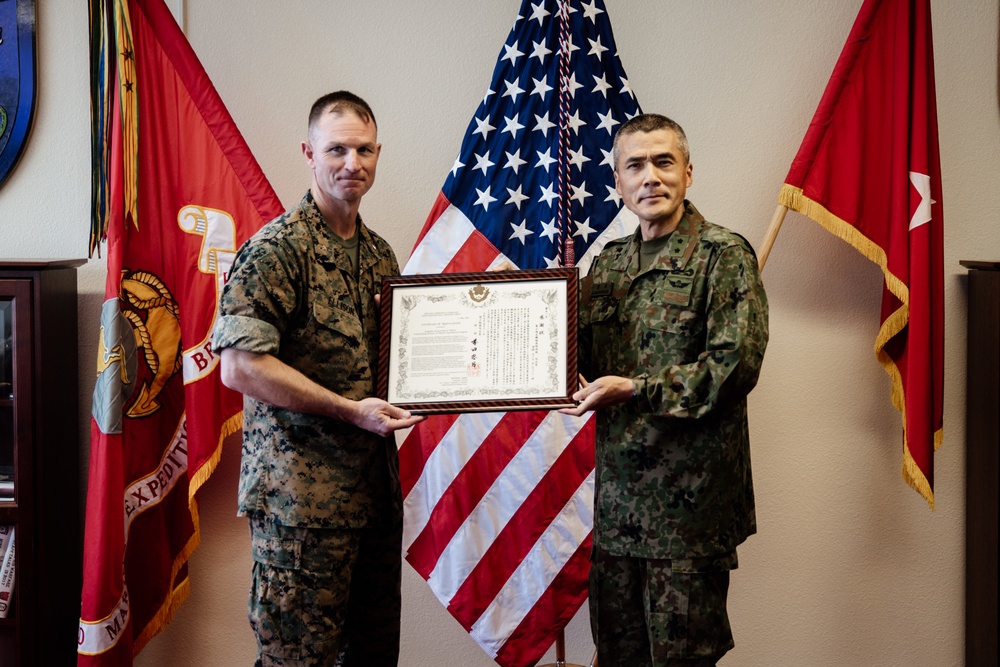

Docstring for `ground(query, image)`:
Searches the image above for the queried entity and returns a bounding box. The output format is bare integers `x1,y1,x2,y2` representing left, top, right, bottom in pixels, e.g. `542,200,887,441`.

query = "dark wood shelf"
0,261,83,666
962,260,999,667
0,259,86,270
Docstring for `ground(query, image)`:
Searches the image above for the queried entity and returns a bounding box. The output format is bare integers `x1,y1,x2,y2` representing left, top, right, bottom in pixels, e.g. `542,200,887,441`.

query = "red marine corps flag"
400,1,640,665
81,0,282,663
777,0,943,507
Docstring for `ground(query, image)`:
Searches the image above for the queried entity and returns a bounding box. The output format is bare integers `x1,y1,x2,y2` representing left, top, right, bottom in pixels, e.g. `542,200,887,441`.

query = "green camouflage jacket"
580,201,768,559
214,191,402,529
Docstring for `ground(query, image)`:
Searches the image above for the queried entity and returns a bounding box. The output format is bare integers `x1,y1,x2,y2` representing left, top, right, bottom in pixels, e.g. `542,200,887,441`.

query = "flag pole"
539,3,589,665
757,203,788,272
537,633,597,667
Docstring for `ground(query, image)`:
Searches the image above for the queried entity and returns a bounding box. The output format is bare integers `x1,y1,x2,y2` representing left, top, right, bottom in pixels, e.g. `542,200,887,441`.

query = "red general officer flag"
81,0,283,663
779,0,943,507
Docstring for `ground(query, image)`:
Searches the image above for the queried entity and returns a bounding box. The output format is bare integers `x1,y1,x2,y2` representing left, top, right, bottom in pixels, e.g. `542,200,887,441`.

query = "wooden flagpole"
537,633,597,667
757,204,789,271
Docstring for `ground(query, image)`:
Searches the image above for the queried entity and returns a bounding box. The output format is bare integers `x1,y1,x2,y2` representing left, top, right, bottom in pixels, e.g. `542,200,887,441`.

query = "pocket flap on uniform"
313,301,360,335
649,307,704,336
672,551,738,573
251,533,302,570
590,295,618,324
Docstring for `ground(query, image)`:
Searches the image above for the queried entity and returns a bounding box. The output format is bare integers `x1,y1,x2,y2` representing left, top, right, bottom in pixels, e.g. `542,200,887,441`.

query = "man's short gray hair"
612,114,690,168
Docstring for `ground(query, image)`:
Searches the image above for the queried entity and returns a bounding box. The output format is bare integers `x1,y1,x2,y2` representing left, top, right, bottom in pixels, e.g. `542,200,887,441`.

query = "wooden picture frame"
377,267,579,414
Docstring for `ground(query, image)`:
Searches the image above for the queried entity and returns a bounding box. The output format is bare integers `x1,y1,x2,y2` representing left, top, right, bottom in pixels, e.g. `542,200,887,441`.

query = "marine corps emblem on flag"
93,299,139,435
93,271,182,432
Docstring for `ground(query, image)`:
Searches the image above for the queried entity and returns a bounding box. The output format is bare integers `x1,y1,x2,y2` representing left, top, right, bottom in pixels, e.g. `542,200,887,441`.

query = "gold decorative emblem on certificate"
468,284,489,303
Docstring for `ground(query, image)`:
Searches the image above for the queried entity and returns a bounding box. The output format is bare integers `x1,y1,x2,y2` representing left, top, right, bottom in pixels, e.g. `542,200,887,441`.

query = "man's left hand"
558,374,635,416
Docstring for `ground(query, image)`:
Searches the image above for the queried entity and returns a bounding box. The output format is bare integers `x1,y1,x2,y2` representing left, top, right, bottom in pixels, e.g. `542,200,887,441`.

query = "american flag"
399,1,640,665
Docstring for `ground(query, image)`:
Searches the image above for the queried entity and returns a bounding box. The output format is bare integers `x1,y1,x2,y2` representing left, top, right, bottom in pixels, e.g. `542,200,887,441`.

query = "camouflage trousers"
589,545,737,667
248,516,403,667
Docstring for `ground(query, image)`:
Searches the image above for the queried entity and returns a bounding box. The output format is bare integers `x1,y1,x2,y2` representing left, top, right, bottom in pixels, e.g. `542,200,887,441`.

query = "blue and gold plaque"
0,0,36,189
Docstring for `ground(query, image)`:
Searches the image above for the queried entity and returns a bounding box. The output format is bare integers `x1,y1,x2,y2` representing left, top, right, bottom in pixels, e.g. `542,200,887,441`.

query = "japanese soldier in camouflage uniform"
214,91,423,667
561,114,768,666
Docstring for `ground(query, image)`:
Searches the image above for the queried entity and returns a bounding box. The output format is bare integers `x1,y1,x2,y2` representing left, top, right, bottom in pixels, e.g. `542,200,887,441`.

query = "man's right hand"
349,397,425,436
221,348,424,434
488,260,517,272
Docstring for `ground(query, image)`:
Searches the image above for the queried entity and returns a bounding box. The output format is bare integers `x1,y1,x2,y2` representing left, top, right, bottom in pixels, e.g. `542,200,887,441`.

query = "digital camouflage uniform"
579,201,768,666
214,191,403,667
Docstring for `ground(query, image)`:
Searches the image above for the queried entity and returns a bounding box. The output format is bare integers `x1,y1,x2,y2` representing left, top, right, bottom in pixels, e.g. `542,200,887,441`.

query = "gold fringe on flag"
778,184,939,508
135,409,242,654
136,408,242,653
133,502,198,656
189,411,243,501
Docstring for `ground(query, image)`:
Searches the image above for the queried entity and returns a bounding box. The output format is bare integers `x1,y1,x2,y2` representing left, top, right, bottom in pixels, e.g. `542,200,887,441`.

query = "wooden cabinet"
961,260,999,667
0,259,85,666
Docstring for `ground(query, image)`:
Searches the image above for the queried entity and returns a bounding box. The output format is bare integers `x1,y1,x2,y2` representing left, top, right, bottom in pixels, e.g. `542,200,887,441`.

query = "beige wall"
1,0,997,665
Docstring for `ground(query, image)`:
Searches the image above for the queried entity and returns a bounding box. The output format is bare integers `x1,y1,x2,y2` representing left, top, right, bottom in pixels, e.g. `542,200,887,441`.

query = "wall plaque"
0,0,37,189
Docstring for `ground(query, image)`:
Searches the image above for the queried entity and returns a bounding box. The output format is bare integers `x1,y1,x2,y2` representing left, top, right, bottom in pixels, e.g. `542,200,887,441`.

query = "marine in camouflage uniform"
566,115,768,667
214,92,420,667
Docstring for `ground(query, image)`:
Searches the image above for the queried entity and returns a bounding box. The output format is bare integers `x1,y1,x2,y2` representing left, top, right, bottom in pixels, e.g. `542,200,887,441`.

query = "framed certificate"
377,267,578,414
